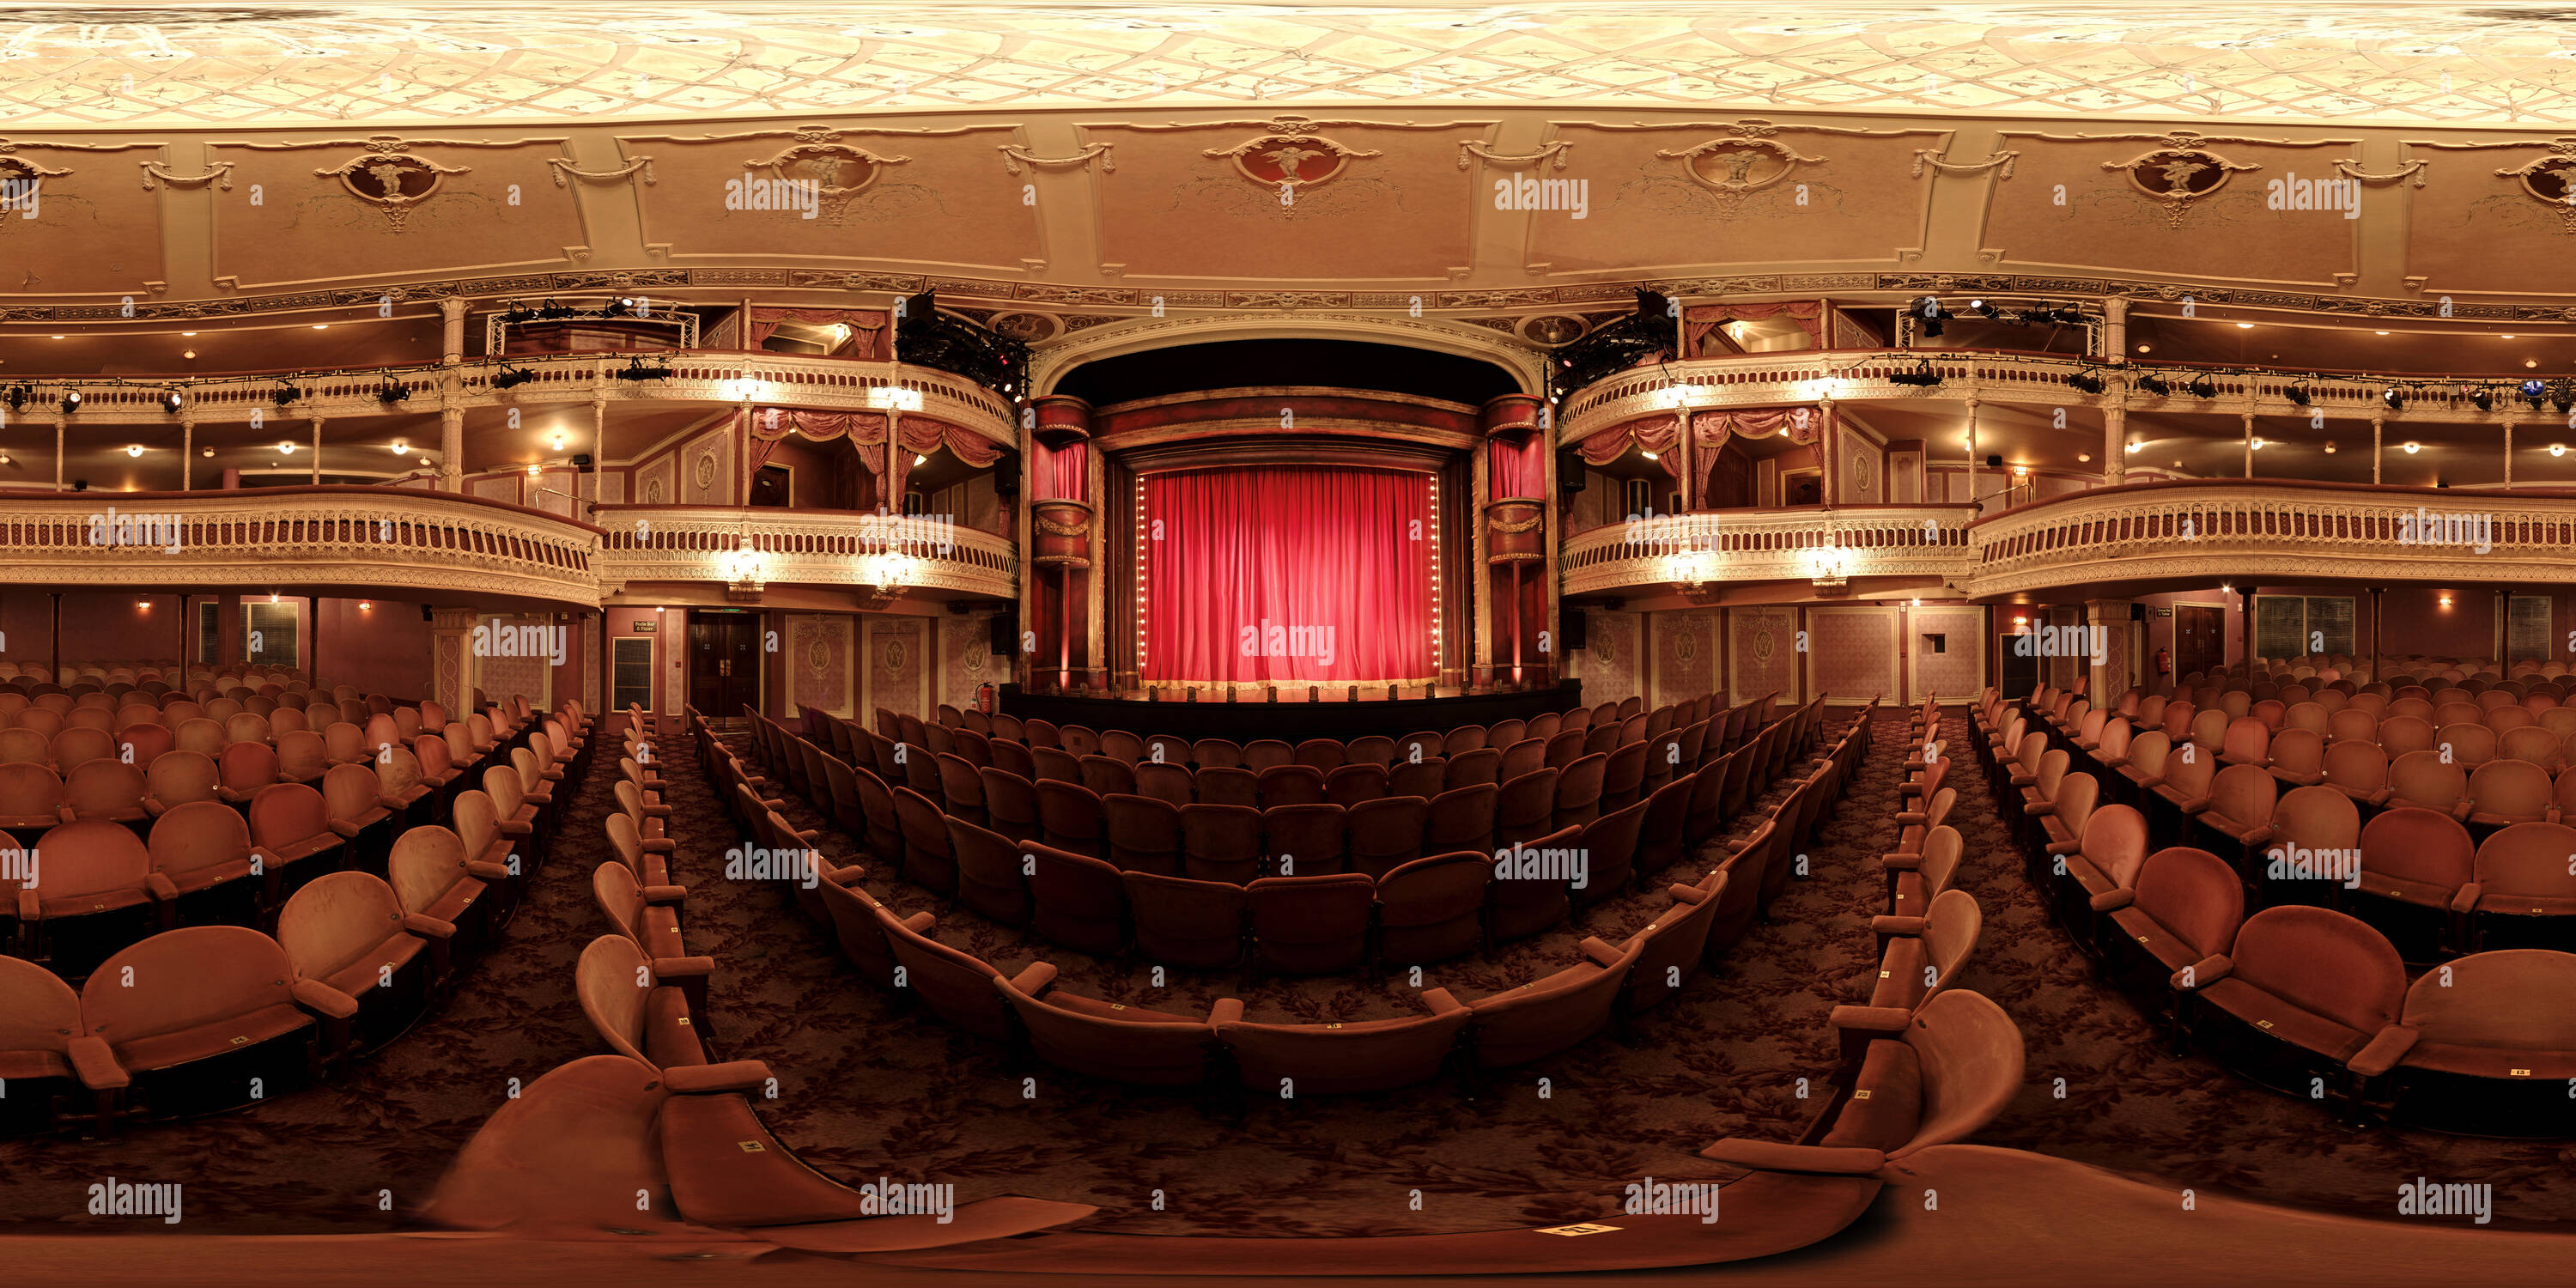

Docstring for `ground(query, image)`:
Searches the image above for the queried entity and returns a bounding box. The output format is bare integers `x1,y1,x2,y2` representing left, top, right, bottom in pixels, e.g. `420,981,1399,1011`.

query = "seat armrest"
1578,936,1624,968
66,1035,130,1091
1826,1005,1912,1036
495,818,534,836
2173,953,2232,990
641,884,689,905
328,820,363,839
402,912,459,939
2365,787,2393,806
652,955,716,979
2451,799,2475,822
465,860,513,882
2045,837,2086,857
1419,987,1465,1015
1698,1139,1887,1176
640,838,678,856
290,978,360,1019
2088,888,2136,914
2021,799,2053,817
822,863,867,887
900,911,935,933
2008,771,2036,787
1667,882,1711,905
1208,997,1246,1026
2178,795,2212,814
2448,882,2482,914
1868,914,1927,938
1007,961,1060,994
663,1060,774,1095
1880,852,1923,873
2348,1024,2421,1078
145,872,180,902
641,803,672,818
15,888,38,920
1893,810,1926,826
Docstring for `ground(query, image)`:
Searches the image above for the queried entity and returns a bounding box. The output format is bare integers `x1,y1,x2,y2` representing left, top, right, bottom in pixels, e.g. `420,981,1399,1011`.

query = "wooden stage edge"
996,682,1585,742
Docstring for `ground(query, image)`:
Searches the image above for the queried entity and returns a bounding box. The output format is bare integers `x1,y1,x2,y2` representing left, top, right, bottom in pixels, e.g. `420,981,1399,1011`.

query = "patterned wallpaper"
1570,608,1639,710
1807,606,1899,705
864,617,926,721
787,614,854,718
940,613,1001,714
1728,606,1798,704
1910,605,1985,702
681,427,734,506
1650,610,1721,708
635,454,677,507
474,613,548,708
468,475,519,506
2095,606,2136,703
2049,605,2083,692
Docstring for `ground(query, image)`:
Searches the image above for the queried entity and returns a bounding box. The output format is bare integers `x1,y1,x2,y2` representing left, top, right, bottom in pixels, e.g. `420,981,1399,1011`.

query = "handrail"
593,504,1018,597
0,485,601,607
1561,504,1975,594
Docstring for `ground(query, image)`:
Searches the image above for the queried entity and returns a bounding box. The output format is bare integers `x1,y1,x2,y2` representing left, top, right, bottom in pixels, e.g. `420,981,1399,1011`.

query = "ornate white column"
309,413,324,484
440,297,469,365
2371,416,2384,484
180,412,195,490
2103,404,2126,487
440,403,465,492
1964,397,1979,511
2102,297,2127,361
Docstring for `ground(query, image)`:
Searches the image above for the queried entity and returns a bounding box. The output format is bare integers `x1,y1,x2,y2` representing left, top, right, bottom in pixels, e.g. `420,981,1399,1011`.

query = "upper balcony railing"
1968,479,2576,596
1561,504,1977,596
1561,347,2576,445
14,352,1017,441
593,505,1018,601
0,485,601,608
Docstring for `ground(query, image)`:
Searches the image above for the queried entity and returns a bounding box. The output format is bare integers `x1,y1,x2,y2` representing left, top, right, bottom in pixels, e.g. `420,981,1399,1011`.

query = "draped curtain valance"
1683,301,1823,354
1577,415,1682,478
1692,406,1821,453
747,307,891,360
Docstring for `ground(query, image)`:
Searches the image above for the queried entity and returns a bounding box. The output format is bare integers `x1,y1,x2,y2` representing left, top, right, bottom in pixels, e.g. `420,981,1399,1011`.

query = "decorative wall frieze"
997,142,1115,174
547,156,655,187
1458,139,1572,171
139,161,234,190
1911,149,2017,179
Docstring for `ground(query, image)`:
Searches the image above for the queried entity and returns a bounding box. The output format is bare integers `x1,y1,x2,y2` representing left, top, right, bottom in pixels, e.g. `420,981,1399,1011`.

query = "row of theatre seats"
2178,654,2576,690
677,697,1873,1095
1977,686,2576,1136
2010,683,2576,957
0,661,306,689
742,693,1820,977
430,714,1095,1251
0,690,595,1134
1695,696,2028,1180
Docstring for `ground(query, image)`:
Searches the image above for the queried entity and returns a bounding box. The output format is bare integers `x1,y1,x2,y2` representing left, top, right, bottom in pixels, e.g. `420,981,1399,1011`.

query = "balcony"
0,486,600,609
28,353,1017,444
594,506,1018,604
1562,506,1977,598
1967,480,2576,596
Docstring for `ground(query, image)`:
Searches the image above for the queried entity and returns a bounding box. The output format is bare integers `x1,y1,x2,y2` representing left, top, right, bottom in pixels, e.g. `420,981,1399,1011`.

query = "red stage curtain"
1488,433,1546,498
1140,466,1431,686
1037,438,1089,500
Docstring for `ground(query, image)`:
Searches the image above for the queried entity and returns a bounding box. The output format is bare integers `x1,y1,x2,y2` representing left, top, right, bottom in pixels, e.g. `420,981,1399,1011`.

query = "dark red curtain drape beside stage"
1140,465,1433,686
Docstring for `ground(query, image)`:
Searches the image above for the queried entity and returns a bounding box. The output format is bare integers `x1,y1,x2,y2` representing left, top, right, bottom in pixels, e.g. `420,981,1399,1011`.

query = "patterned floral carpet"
3,707,2567,1239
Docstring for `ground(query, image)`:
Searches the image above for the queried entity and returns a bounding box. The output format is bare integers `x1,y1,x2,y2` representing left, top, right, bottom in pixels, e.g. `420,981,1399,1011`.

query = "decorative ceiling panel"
5,3,2576,129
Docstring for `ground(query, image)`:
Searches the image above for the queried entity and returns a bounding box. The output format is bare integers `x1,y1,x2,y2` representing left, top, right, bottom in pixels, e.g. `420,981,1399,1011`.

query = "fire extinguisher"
976,682,997,714
2154,647,2172,678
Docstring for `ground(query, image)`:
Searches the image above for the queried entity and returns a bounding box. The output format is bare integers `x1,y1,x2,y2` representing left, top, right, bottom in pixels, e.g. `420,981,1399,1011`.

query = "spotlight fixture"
2283,381,2311,406
273,384,304,407
2251,437,2268,450
2552,378,2576,416
490,364,538,390
3,383,31,411
536,298,575,320
391,440,410,455
503,301,535,324
1913,296,1945,338
2469,387,2494,412
2524,379,2549,410
277,440,296,454
60,391,80,414
2185,374,2218,399
2066,368,2105,395
2136,373,2172,397
2383,387,2405,410
614,355,675,381
2054,305,2087,325
2125,440,2143,453
1888,357,1944,387
159,389,183,413
125,444,142,457
376,380,411,405
200,447,213,458
2403,441,2421,453
1967,299,2000,319
2324,442,2338,454
2555,444,2568,457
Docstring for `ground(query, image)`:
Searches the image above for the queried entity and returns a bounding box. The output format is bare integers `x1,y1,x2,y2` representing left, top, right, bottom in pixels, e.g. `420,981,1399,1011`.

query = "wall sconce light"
1665,547,1720,595
1807,546,1850,593
391,440,409,455
867,386,925,412
2439,594,2453,608
125,444,143,457
526,464,542,477
359,601,373,611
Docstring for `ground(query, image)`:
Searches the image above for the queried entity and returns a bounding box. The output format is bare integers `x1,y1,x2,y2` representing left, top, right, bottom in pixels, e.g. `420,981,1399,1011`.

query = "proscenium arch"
1030,311,1546,399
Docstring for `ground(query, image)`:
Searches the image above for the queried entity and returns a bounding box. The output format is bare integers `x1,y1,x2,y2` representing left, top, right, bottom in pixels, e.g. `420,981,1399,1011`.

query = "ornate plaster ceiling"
6,3,2576,129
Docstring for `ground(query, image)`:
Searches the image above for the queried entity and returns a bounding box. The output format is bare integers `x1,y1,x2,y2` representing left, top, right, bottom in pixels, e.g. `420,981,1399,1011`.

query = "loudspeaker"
2130,603,2147,622
1557,449,1586,490
987,610,1016,656
71,479,87,492
422,605,434,622
572,453,593,469
1563,611,1589,651
1984,454,2003,471
993,457,1020,499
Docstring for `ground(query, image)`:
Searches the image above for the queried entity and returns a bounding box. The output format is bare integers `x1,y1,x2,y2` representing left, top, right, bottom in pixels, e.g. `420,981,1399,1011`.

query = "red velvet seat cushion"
2196,978,2368,1060
0,1048,72,1083
37,885,152,918
644,987,707,1070
318,933,424,999
1866,937,1927,1011
2354,872,2455,909
110,1002,311,1071
2107,906,2202,971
